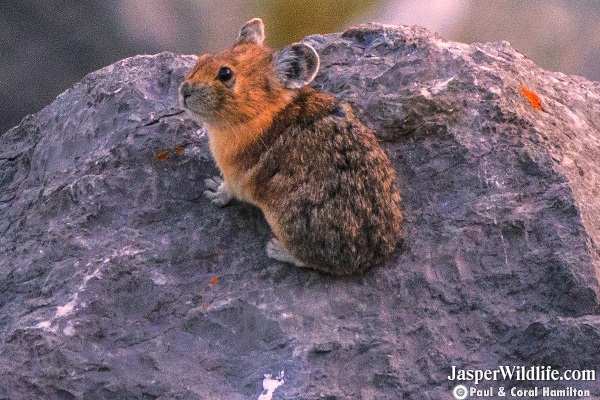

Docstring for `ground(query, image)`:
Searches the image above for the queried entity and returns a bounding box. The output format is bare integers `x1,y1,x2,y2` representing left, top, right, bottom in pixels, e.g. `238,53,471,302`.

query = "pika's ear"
274,43,320,89
236,18,265,46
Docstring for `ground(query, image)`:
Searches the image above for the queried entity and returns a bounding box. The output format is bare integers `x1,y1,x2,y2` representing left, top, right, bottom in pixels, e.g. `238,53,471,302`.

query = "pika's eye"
217,67,233,83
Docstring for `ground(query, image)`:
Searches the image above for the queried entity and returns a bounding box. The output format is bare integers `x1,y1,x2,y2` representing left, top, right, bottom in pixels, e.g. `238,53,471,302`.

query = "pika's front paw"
204,176,233,207
266,238,305,268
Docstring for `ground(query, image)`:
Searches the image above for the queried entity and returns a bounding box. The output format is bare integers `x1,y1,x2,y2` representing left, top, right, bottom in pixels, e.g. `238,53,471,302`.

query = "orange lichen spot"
174,146,184,155
209,277,219,285
154,150,170,161
520,86,542,111
204,303,211,309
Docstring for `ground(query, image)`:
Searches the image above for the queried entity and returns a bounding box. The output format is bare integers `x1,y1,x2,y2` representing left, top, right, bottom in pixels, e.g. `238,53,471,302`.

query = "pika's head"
179,18,320,126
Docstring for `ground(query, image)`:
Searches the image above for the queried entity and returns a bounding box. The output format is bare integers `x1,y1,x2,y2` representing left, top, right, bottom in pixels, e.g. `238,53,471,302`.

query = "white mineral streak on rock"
257,371,285,400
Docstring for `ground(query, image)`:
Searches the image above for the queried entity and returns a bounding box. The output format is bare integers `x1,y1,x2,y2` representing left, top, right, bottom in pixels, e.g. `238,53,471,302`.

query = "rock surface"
1,24,600,399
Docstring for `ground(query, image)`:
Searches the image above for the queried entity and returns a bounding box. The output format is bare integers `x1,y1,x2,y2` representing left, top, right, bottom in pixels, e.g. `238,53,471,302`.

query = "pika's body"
180,19,402,275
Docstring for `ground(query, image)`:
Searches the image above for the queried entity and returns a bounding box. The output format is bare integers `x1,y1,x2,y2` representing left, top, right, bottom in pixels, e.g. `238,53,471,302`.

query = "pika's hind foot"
204,176,233,207
266,238,305,268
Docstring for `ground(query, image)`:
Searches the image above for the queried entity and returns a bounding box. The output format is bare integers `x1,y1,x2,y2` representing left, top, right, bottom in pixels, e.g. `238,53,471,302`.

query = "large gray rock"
1,24,600,399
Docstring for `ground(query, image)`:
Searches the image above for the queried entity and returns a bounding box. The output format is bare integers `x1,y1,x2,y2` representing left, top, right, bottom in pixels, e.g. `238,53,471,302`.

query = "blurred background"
2,0,600,134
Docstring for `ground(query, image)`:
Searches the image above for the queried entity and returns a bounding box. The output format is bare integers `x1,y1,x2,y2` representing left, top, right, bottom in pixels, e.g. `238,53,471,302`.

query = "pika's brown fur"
179,18,402,275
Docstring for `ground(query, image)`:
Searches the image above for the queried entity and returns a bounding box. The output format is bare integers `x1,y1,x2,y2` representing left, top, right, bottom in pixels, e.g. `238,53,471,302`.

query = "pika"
179,18,402,275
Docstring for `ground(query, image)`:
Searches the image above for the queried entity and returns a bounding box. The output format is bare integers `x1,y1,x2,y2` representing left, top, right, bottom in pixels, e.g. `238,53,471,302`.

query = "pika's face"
180,44,285,125
179,18,320,127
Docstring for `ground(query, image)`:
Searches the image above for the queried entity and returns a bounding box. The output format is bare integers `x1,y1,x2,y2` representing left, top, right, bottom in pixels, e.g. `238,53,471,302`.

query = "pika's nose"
180,81,192,99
